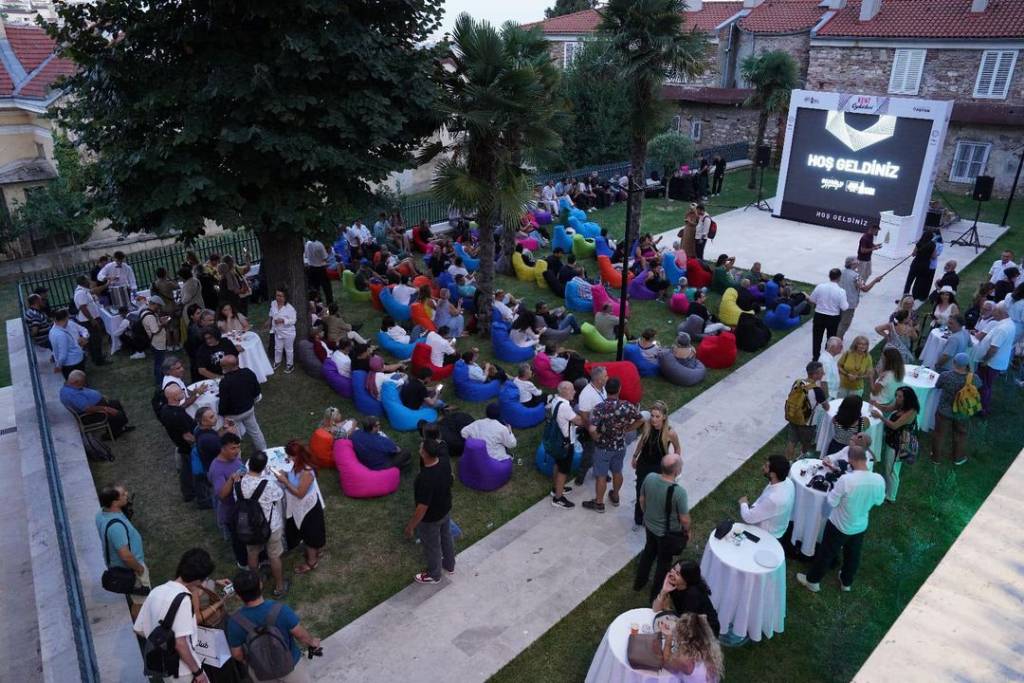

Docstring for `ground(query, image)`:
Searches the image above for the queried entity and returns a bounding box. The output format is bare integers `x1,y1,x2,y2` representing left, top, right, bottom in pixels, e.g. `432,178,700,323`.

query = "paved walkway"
311,210,1006,682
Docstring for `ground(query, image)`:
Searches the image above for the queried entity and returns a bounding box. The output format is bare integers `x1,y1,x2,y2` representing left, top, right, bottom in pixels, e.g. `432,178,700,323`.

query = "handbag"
100,518,147,595
626,633,664,671
897,427,919,464
661,484,688,556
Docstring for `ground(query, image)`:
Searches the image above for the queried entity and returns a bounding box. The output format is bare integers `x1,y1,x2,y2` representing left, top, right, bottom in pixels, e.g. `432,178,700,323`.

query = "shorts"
593,447,626,478
554,446,574,475
128,564,152,607
248,527,284,560
787,423,816,452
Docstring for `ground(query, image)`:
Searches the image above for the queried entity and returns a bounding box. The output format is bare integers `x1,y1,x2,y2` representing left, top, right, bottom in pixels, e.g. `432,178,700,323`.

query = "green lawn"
0,283,21,387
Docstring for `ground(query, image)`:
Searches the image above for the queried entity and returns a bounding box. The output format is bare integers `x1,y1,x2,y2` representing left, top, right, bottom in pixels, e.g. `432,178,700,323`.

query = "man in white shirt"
383,316,411,344
392,277,418,306
820,336,842,400
574,366,608,486
693,204,712,260
548,381,583,508
330,340,353,377
492,290,517,324
461,403,517,460
239,450,287,597
425,327,456,368
133,548,216,683
798,446,884,593
808,268,849,362
513,363,544,407
738,455,795,539
304,238,333,305
541,180,559,216
73,274,107,365
160,356,204,408
988,250,1018,284
973,301,1016,416
97,250,138,291
447,258,470,280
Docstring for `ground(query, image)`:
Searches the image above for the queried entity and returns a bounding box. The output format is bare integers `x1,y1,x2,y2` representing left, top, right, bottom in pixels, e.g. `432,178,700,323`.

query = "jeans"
219,516,250,567
151,348,166,387
634,467,656,526
806,520,865,587
811,312,840,361
87,319,106,363
226,407,268,451
418,513,455,580
176,449,194,502
695,239,707,260
712,173,724,195
558,314,581,334
634,527,684,602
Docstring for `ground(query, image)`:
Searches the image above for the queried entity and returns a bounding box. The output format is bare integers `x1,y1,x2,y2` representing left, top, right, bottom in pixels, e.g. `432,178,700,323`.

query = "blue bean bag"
499,381,545,428
321,358,353,398
453,360,501,401
558,196,574,212
380,381,437,432
458,438,513,491
552,225,574,254
623,343,660,377
764,302,803,330
564,278,593,312
535,442,582,477
568,215,583,230
380,287,411,322
628,271,659,301
663,253,686,288
765,280,780,309
376,331,421,360
453,243,480,272
594,236,614,258
658,352,707,386
351,370,384,417
492,320,536,363
569,207,586,221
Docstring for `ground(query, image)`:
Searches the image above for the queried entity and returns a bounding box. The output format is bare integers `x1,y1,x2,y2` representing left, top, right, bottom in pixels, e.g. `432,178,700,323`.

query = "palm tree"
741,50,799,189
598,0,706,247
427,15,562,328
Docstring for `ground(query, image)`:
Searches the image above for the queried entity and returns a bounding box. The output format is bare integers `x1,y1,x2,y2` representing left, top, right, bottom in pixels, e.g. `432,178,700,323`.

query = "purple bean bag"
321,358,353,398
458,438,513,491
628,270,658,301
532,209,553,225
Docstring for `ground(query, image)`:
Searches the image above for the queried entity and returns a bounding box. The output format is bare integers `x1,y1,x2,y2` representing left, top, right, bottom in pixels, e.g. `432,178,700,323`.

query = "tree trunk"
496,217,516,276
627,126,646,253
747,108,769,189
476,211,495,340
257,228,310,341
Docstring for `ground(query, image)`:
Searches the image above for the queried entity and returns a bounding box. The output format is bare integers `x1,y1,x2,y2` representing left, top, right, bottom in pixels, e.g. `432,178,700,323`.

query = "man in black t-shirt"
217,355,267,451
158,384,197,502
195,328,242,380
404,439,454,584
400,368,443,410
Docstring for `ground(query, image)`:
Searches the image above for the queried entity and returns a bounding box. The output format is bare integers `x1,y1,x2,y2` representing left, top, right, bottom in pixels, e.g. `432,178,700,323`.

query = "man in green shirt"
634,453,691,601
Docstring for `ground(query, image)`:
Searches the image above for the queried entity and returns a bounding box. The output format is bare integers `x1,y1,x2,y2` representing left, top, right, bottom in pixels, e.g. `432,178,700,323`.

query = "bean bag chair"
572,234,596,260
332,238,350,264
697,331,737,370
711,267,737,295
532,351,563,389
334,438,399,499
577,222,601,239
458,438,513,492
516,237,539,252
597,255,633,289
296,339,322,378
591,284,629,318
594,236,614,258
376,331,419,360
512,252,539,282
369,282,385,311
543,268,566,298
453,360,501,401
539,324,571,345
623,343,660,377
532,259,548,288
498,381,546,428
453,243,480,272
659,353,707,387
380,287,411,322
686,258,712,289
718,288,748,327
535,442,583,477
491,320,536,363
735,313,772,352
309,428,335,469
663,253,686,288
764,280,780,309
559,197,574,213
747,284,765,304
412,228,433,254
581,322,620,354
381,380,438,432
532,209,553,225
342,270,371,302
552,225,574,254
568,215,583,230
410,302,437,333
628,271,659,301
764,302,803,330
584,361,643,404
411,343,454,380
321,358,354,399
564,279,593,312
351,370,384,417
677,315,706,341
669,292,690,315
326,267,340,281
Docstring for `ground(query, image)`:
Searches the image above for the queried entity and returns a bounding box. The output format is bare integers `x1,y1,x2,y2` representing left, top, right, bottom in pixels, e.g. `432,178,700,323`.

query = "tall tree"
48,0,443,338
599,0,706,249
741,50,799,189
647,131,695,207
545,0,598,19
428,15,561,328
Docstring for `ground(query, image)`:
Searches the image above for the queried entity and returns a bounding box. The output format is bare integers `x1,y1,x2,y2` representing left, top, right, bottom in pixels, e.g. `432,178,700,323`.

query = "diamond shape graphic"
825,111,897,152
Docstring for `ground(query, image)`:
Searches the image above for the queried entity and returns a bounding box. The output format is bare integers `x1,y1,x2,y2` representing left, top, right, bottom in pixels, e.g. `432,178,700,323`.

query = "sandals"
294,561,319,575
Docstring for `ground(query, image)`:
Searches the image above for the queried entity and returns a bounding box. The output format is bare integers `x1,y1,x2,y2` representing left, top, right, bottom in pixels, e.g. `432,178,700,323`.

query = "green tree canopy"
545,0,598,19
740,50,799,187
647,131,695,205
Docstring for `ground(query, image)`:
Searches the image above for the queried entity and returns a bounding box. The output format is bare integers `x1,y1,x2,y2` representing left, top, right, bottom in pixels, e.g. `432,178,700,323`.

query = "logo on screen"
825,111,896,152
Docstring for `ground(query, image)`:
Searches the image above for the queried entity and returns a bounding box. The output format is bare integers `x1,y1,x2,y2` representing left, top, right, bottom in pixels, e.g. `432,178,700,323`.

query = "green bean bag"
343,270,371,302
581,322,620,353
572,234,596,260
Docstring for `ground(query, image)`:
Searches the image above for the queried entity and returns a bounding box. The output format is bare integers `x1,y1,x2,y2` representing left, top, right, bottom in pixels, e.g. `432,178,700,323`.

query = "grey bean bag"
659,352,707,386
540,325,572,345
677,315,705,342
296,339,322,379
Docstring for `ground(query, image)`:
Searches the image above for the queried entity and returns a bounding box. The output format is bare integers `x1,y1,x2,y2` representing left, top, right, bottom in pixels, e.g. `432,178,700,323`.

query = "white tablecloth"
919,328,947,369
901,365,939,432
789,459,830,557
226,331,273,383
815,399,884,456
699,523,785,642
585,608,675,683
184,380,245,436
98,307,127,354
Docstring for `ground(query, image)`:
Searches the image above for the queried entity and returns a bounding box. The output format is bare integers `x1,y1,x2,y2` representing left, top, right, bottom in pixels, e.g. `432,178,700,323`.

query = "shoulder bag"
661,483,688,556
101,518,147,596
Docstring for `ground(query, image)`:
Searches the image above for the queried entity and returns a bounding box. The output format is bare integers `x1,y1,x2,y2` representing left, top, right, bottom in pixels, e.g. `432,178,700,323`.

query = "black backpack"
141,591,192,677
128,310,155,352
542,399,569,461
235,480,272,545
151,388,168,419
230,602,295,680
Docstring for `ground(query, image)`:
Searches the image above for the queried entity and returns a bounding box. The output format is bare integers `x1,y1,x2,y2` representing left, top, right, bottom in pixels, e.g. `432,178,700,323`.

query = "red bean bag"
533,351,563,389
410,302,437,333
326,267,340,281
686,258,712,289
696,331,737,369
333,438,399,499
395,261,416,278
413,229,433,254
597,255,633,289
412,275,433,291
369,282,385,312
411,343,454,381
584,361,642,404
309,428,335,469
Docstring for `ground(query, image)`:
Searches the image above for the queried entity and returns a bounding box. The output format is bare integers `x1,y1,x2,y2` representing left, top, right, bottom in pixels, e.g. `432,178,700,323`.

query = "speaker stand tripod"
950,199,987,253
744,164,772,212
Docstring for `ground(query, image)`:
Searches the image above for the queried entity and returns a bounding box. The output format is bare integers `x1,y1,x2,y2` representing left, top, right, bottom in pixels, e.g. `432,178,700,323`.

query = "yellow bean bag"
718,287,753,327
582,322,620,353
512,252,538,282
533,259,548,288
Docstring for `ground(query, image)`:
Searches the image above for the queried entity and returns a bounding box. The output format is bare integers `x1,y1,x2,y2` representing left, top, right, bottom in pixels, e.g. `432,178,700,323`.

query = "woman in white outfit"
274,440,326,573
269,287,298,373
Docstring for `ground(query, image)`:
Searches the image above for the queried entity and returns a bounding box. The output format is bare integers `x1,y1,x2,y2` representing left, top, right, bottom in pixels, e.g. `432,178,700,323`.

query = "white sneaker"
840,581,852,593
273,362,281,370
796,573,820,593
129,352,145,360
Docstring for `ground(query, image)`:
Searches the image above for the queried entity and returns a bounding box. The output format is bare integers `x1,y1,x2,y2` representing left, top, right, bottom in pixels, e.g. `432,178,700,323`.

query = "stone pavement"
311,210,1006,682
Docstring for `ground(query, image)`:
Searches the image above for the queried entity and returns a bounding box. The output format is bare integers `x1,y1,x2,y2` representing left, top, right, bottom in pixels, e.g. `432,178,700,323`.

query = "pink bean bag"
697,331,738,370
591,284,630,318
517,237,539,251
670,292,690,315
533,351,563,388
584,361,643,404
333,438,399,499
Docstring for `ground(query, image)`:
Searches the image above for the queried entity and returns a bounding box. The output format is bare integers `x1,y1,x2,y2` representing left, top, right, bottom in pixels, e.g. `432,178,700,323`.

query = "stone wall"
673,102,779,153
936,123,1024,197
742,32,811,84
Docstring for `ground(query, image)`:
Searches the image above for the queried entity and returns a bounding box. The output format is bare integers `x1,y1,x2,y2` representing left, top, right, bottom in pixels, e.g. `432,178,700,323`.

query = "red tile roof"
739,0,828,34
1,23,74,102
521,8,601,33
16,56,76,99
688,2,746,32
6,25,57,72
523,3,744,35
817,0,1024,39
0,64,14,97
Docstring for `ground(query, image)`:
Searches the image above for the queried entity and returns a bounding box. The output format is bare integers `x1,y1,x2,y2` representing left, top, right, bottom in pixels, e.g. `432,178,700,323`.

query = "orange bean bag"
412,275,433,291
369,282,385,312
697,331,737,369
686,258,712,289
410,302,437,332
584,360,642,404
597,255,634,289
309,428,335,469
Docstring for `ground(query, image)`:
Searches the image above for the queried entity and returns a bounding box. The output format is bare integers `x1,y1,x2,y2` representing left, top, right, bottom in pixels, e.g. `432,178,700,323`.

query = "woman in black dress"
631,401,681,526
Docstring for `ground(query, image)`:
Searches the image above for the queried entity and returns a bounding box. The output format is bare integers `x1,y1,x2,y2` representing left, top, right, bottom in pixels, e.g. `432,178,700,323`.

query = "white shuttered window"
949,141,991,184
563,42,580,69
888,49,926,95
974,50,1017,99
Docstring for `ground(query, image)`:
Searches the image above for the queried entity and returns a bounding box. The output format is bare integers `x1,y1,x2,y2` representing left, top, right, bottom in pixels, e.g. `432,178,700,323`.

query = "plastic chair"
669,292,690,315
333,438,399,498
321,358,354,399
498,380,546,428
564,279,593,312
381,381,438,432
628,271,658,301
552,225,574,254
453,359,501,401
342,270,371,302
594,236,614,258
584,361,643,404
65,404,114,443
533,259,549,288
516,237,539,252
765,302,803,330
623,343,660,377
368,282,385,311
597,255,633,289
718,288,748,327
659,353,707,386
512,252,538,282
581,322,620,354
458,438,513,492
491,320,536,363
309,428,335,469
411,343,454,380
380,287,411,322
351,369,384,416
410,302,437,333
686,258,712,288
376,331,419,360
735,314,772,352
295,339,323,378
532,208,553,225
577,221,601,239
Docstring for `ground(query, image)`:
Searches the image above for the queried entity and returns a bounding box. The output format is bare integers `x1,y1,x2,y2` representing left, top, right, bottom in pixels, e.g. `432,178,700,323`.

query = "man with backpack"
227,569,321,683
784,362,829,460
693,204,713,260
545,381,583,509
133,547,216,683
932,353,981,466
238,450,288,597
